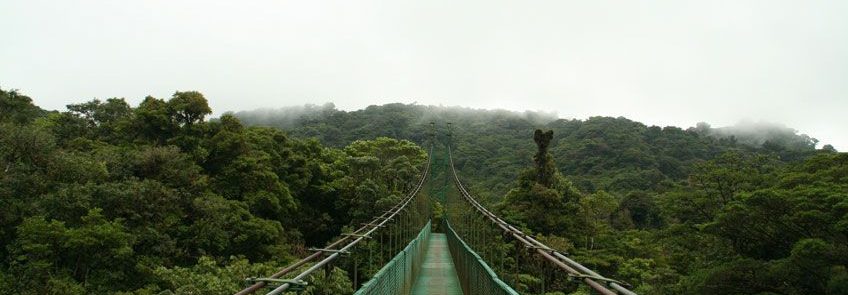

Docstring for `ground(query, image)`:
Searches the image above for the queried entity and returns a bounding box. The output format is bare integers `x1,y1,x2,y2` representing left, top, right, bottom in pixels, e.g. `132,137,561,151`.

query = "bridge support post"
353,253,358,290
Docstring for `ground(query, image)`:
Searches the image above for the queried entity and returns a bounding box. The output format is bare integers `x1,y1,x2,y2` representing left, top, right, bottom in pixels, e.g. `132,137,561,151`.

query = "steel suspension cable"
447,145,637,295
235,147,433,295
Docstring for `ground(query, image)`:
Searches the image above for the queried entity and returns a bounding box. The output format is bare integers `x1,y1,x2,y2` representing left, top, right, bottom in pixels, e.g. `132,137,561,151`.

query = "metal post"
353,252,358,289
541,261,547,294
379,229,384,266
369,240,373,277
514,241,520,288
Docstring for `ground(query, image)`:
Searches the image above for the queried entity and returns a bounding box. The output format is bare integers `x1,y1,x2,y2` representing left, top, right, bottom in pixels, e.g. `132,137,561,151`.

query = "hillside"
3,88,845,294
236,103,824,200
236,103,848,294
0,89,428,294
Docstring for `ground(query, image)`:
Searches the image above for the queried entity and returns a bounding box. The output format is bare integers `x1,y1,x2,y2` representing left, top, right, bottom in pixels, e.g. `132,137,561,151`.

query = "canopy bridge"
237,127,636,295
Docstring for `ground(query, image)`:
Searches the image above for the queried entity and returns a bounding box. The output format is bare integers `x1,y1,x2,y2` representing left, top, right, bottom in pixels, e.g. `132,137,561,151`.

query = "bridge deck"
411,233,463,295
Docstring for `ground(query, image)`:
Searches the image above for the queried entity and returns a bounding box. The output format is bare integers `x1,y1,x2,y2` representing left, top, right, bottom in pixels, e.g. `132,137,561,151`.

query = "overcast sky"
1,0,846,149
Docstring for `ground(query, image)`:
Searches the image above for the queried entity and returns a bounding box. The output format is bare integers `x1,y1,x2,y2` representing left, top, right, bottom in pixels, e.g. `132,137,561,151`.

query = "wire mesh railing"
236,125,637,295
236,147,432,295
443,219,519,295
353,220,431,295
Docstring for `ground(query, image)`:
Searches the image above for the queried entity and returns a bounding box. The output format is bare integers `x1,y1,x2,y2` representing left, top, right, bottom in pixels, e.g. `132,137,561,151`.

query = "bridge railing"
236,147,432,295
443,218,519,295
447,146,637,295
353,220,431,295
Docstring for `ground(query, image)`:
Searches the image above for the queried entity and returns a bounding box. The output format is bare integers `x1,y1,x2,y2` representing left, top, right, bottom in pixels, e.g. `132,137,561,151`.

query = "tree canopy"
0,88,427,294
1,91,843,294
237,103,843,294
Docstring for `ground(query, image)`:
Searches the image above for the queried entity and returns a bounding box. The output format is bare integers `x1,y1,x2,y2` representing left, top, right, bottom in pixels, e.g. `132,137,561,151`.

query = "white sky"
1,0,846,149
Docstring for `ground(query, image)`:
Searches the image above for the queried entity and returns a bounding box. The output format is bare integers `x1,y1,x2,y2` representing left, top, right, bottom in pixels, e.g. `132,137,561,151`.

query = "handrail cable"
234,146,432,295
447,145,637,295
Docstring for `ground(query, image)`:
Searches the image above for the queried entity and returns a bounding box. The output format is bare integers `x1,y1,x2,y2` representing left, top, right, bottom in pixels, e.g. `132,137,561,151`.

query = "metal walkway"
411,233,463,295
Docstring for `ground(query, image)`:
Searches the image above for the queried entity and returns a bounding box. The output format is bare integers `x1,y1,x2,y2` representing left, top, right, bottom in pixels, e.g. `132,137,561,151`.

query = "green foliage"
187,194,286,260
233,102,841,294
499,178,579,236
532,129,556,187
299,267,355,295
148,256,282,295
8,209,134,294
168,91,212,127
670,152,848,294
2,89,843,294
133,96,174,144
699,121,820,152
0,88,43,124
0,89,428,294
338,137,427,222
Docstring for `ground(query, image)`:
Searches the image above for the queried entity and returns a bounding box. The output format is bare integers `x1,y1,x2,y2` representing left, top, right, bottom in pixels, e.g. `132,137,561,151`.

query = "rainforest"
1,88,845,294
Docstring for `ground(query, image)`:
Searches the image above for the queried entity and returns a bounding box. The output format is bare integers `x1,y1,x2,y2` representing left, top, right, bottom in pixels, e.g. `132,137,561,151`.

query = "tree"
0,88,42,124
150,256,282,295
499,130,582,236
187,194,288,261
168,91,211,127
8,209,134,294
577,190,618,249
533,129,555,187
133,96,174,144
614,192,664,229
64,98,133,142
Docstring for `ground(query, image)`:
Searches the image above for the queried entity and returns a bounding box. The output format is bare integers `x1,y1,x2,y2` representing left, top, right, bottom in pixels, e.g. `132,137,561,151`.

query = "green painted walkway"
411,233,463,295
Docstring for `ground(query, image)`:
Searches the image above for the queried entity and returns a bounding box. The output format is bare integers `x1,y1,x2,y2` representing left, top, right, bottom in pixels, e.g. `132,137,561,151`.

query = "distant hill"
5,87,845,294
691,121,822,151
235,103,828,199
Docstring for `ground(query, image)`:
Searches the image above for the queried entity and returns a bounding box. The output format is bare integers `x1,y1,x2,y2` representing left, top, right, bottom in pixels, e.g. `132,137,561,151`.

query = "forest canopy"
0,88,426,294
1,89,845,294
238,103,846,294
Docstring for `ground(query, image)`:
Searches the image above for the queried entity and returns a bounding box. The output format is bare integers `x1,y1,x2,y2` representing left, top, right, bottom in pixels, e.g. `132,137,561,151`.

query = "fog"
237,103,560,128
1,0,845,149
696,120,821,151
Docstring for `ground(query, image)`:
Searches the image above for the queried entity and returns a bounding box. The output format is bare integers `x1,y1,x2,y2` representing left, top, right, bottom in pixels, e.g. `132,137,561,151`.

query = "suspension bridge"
236,127,636,295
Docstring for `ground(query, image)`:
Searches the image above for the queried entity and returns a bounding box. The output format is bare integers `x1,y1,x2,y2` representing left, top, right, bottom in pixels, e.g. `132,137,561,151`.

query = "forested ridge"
0,89,427,294
1,87,845,294
238,103,848,294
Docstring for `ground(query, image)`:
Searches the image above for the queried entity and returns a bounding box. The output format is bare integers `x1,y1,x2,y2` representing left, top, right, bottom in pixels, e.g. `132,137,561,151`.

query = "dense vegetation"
238,103,847,294
0,89,427,294
2,88,844,294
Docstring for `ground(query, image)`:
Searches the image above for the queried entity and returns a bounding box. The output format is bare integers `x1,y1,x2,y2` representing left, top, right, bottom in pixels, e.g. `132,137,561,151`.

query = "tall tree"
168,91,211,127
0,88,42,124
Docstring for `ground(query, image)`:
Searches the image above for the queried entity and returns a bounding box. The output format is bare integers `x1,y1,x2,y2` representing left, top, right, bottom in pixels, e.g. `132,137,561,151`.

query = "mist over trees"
237,102,846,294
235,103,560,147
2,89,845,294
693,121,821,151
235,103,830,200
237,103,824,150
